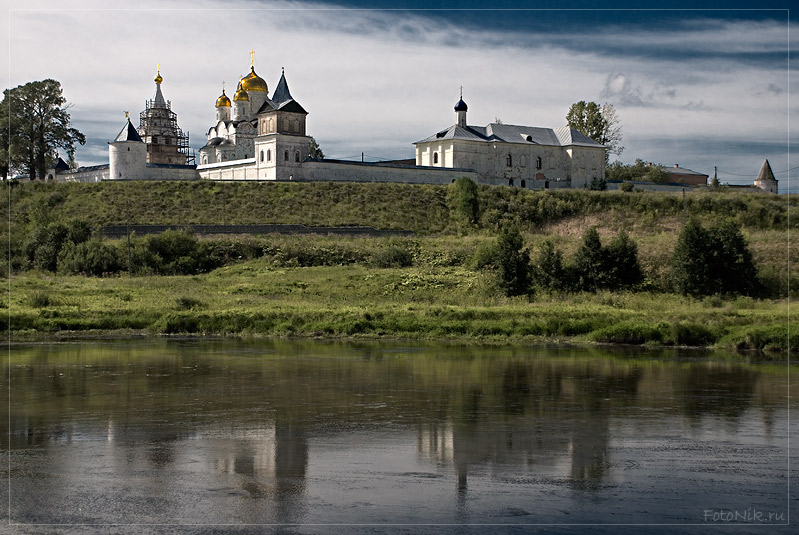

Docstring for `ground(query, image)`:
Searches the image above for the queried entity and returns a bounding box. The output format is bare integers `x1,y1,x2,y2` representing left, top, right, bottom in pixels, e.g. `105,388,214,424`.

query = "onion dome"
233,81,249,102
454,98,468,112
154,68,163,84
240,66,268,93
216,89,231,107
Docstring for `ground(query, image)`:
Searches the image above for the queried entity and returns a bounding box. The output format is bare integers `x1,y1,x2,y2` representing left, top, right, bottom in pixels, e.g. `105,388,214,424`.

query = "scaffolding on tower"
139,97,194,165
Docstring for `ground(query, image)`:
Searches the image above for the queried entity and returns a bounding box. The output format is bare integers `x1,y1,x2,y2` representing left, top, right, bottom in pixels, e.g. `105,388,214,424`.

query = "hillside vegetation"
2,180,795,351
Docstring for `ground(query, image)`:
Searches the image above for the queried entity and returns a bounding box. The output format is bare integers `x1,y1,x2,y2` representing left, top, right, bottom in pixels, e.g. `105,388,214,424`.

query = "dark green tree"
495,226,532,297
572,227,605,291
449,176,480,226
1,79,85,180
533,239,565,291
308,136,324,159
671,218,758,296
603,230,643,290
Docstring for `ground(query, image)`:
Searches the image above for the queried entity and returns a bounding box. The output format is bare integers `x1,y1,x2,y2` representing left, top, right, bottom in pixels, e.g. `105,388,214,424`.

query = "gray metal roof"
415,122,604,148
114,119,143,142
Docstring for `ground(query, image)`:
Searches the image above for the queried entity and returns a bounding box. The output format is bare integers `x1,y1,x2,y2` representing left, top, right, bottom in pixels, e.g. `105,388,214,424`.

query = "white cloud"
4,1,795,190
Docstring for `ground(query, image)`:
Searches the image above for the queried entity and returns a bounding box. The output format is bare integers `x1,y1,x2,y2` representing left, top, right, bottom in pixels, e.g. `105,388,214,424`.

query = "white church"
66,56,610,188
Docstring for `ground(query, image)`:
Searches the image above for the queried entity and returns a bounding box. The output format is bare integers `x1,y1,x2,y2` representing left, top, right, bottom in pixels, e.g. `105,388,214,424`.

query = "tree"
603,231,643,290
670,218,758,296
572,227,605,291
308,136,324,159
566,101,624,161
495,226,532,297
0,79,85,180
449,176,479,226
533,239,565,291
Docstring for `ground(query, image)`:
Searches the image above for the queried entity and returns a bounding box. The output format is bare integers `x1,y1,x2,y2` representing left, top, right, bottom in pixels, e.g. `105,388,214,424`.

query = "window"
521,180,526,188
284,150,289,161
506,154,512,167
508,179,513,186
152,136,158,144
267,149,271,162
433,152,439,164
165,139,170,145
520,155,526,167
295,151,300,162
536,157,542,170
260,150,264,162
127,147,130,152
544,180,550,189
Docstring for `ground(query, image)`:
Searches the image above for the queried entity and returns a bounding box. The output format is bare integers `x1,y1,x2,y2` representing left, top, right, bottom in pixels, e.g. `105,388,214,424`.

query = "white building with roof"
413,96,607,189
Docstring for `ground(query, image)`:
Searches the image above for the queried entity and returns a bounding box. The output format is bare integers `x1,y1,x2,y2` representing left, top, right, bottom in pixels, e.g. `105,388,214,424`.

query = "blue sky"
4,0,796,192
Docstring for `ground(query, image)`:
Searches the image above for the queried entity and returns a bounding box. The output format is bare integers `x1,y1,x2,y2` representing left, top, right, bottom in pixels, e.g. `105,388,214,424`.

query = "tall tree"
308,136,324,159
566,101,624,162
1,79,85,180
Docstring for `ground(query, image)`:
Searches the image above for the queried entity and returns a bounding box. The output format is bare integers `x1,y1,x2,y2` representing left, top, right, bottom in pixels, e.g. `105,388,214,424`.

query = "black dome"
454,98,468,112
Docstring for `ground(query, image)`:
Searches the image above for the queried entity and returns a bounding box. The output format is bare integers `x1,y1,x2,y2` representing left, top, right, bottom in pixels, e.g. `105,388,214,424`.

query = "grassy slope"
2,181,796,351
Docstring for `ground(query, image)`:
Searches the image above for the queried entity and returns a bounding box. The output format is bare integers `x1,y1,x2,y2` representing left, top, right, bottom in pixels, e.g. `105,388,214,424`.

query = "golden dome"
240,66,268,93
216,89,231,107
154,68,163,84
233,82,249,102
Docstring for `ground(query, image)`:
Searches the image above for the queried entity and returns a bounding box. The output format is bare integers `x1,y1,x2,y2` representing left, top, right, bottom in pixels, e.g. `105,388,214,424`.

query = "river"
3,340,796,533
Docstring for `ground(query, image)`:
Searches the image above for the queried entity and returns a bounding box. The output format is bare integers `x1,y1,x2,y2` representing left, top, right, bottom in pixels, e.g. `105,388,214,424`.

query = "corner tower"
109,115,146,179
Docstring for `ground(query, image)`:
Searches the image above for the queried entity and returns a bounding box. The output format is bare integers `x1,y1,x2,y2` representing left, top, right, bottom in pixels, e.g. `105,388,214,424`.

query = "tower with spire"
138,66,192,165
753,159,778,193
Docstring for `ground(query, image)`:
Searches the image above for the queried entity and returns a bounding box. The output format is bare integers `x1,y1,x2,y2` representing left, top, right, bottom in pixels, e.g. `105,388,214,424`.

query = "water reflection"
3,340,794,528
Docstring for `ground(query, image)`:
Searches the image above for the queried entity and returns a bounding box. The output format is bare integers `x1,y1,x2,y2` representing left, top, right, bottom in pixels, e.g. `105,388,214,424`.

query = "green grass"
6,262,793,353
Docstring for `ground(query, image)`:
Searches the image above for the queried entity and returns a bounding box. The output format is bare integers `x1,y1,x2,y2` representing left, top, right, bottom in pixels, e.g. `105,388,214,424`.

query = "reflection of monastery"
57,58,777,192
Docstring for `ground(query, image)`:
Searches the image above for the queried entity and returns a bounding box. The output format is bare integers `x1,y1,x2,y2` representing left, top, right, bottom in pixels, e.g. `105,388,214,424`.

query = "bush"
371,245,414,268
618,181,634,192
59,239,124,276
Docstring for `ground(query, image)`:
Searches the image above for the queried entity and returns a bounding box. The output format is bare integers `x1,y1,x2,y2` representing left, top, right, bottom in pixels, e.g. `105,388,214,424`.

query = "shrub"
603,231,644,290
28,291,52,308
371,245,414,268
58,239,124,276
618,181,634,192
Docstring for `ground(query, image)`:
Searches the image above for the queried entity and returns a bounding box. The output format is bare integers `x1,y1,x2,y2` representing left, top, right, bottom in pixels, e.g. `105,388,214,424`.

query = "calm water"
2,340,796,534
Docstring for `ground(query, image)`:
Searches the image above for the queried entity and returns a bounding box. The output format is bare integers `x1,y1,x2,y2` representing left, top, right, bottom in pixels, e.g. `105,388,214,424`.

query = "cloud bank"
5,0,795,190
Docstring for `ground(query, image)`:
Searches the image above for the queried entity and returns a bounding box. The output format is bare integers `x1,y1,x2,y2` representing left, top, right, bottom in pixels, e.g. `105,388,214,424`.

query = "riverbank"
6,261,794,354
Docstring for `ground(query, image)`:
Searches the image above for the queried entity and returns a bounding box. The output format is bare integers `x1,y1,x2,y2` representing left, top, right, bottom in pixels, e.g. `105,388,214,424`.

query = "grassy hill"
2,180,795,351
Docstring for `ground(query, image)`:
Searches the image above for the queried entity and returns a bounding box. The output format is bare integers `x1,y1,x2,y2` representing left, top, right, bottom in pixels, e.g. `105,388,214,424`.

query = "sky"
3,0,797,192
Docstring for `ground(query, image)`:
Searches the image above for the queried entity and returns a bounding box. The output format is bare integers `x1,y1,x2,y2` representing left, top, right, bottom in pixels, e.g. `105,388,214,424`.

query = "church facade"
413,97,606,189
62,57,612,188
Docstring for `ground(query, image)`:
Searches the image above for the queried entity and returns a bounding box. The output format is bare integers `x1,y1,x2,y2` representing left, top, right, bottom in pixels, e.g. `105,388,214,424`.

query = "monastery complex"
54,58,777,193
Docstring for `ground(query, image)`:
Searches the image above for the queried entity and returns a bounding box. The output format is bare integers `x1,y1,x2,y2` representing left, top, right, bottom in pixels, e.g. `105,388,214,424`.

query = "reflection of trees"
675,364,759,423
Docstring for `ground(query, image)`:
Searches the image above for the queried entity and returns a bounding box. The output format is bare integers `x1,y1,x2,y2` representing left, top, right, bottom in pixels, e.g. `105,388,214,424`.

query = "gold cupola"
216,88,232,107
233,81,249,102
154,66,163,84
240,66,268,93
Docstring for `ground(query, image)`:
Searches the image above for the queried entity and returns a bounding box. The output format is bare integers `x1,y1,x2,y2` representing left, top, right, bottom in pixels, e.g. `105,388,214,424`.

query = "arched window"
508,179,514,186
295,151,300,162
284,150,289,161
520,155,526,167
506,154,512,167
521,180,526,188
260,150,264,162
433,152,439,164
544,180,550,189
266,149,271,162
536,156,542,170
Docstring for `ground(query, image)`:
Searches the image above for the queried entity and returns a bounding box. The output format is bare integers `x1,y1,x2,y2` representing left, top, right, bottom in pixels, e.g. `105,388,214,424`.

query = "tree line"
478,219,760,299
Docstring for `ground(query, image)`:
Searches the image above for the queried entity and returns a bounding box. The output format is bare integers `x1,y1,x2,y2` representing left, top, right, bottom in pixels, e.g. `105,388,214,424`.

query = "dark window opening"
506,154,512,167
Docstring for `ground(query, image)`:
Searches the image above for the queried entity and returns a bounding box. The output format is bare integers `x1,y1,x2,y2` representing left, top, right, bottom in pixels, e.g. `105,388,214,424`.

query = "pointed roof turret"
756,159,776,182
272,68,293,106
114,117,143,142
153,65,166,107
